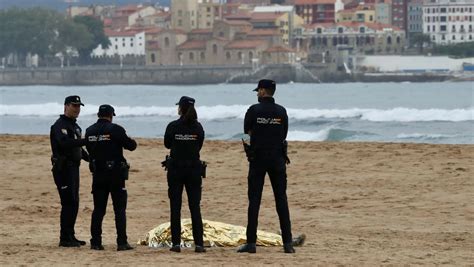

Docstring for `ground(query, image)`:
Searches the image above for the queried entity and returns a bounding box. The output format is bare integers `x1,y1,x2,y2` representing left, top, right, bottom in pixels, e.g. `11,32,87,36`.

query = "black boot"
72,236,86,246
283,243,295,253
90,244,104,250
59,236,80,247
237,243,256,253
195,245,206,253
117,243,134,251
169,245,181,253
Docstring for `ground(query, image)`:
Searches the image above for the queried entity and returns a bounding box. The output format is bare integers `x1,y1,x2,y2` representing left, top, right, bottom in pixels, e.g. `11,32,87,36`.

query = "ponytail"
181,105,197,124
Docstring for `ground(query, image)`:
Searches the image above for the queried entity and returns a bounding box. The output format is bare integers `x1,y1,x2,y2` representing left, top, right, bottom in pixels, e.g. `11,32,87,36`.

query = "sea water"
0,82,472,144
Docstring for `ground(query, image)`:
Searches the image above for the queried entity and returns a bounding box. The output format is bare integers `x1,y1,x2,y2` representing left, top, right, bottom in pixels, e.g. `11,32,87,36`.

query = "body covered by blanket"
138,219,284,248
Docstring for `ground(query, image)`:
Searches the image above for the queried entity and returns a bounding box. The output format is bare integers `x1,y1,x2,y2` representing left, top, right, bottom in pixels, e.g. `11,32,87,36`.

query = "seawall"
0,64,462,85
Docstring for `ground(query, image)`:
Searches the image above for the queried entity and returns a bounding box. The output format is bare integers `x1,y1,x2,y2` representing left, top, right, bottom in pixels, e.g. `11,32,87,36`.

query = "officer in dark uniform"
164,96,206,253
238,79,295,254
85,104,137,251
50,95,89,247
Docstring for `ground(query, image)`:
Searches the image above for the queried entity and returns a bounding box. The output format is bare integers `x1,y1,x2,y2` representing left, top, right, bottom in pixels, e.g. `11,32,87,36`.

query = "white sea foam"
0,103,472,122
287,129,332,141
397,133,458,139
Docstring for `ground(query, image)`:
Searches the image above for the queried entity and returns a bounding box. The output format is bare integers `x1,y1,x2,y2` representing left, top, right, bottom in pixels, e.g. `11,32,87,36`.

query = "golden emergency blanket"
138,219,283,248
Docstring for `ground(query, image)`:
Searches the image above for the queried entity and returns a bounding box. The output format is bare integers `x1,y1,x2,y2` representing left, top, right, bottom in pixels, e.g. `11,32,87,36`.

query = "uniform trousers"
90,173,128,246
53,163,80,241
167,166,204,247
246,154,293,244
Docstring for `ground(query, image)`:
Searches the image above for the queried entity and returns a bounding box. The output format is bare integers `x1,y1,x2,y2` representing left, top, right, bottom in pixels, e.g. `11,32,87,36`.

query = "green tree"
73,15,110,63
410,33,431,54
53,19,94,66
432,42,474,58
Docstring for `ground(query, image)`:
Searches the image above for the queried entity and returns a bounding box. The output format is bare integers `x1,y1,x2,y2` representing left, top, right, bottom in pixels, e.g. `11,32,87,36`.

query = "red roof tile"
178,40,207,50
225,40,267,49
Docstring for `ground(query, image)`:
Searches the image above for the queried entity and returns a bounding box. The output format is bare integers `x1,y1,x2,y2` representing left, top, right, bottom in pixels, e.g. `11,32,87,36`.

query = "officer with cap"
50,95,89,247
238,79,295,254
164,96,206,253
85,104,137,251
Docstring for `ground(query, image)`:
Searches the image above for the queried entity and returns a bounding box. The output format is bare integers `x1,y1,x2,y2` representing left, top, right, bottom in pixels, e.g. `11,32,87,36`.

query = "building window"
200,52,205,61
441,25,447,31
317,28,322,34
189,52,194,61
165,37,170,47
396,36,401,44
249,52,253,61
452,25,456,32
151,53,156,63
238,52,242,60
338,27,343,33
178,20,182,26
213,44,218,54
226,52,231,60
387,36,392,45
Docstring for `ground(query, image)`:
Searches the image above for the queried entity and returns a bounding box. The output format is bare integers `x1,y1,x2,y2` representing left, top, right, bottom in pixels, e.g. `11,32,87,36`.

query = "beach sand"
0,134,473,265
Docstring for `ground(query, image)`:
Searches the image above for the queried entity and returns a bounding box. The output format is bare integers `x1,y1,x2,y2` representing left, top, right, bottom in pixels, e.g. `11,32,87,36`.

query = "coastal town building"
251,5,304,45
375,1,392,25
392,0,408,33
293,0,338,24
336,3,376,23
422,0,474,44
111,5,158,29
296,22,406,62
92,29,146,57
407,0,424,43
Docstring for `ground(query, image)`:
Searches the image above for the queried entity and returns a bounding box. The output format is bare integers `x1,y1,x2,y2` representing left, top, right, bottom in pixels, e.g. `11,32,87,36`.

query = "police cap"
97,104,116,117
176,96,195,107
253,79,276,92
64,95,84,106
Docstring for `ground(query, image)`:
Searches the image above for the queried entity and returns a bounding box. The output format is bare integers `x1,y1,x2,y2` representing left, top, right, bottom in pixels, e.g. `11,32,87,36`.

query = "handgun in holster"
120,161,130,180
242,139,256,162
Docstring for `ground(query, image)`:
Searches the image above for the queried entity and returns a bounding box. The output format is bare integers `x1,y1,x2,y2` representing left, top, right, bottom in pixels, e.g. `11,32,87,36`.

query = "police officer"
50,95,89,247
85,104,137,251
164,96,206,253
238,79,295,254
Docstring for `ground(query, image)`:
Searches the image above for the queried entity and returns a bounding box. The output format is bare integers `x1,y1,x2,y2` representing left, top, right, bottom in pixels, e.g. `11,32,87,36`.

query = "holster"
120,161,130,180
51,156,66,172
89,159,96,173
242,139,256,162
201,161,207,178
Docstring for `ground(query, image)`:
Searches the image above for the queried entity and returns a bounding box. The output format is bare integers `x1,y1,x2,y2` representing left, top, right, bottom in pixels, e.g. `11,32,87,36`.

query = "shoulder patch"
61,129,68,135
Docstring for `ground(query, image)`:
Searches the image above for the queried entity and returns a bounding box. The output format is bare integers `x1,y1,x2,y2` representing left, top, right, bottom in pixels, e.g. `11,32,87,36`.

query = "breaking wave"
1,103,472,122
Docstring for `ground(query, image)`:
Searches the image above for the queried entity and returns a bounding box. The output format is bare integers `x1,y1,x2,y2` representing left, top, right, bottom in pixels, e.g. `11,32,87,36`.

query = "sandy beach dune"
0,134,473,265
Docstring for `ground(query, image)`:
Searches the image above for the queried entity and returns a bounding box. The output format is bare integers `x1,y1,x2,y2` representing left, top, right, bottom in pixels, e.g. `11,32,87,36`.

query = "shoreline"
1,134,473,265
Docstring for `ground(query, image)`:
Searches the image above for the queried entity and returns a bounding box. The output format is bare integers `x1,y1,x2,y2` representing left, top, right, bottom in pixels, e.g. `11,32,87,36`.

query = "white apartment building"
423,0,474,44
92,31,146,57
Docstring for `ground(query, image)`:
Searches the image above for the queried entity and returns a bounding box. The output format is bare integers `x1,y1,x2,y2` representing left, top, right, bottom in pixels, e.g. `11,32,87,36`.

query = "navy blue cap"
64,95,84,106
176,96,195,107
98,104,116,117
253,79,276,92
